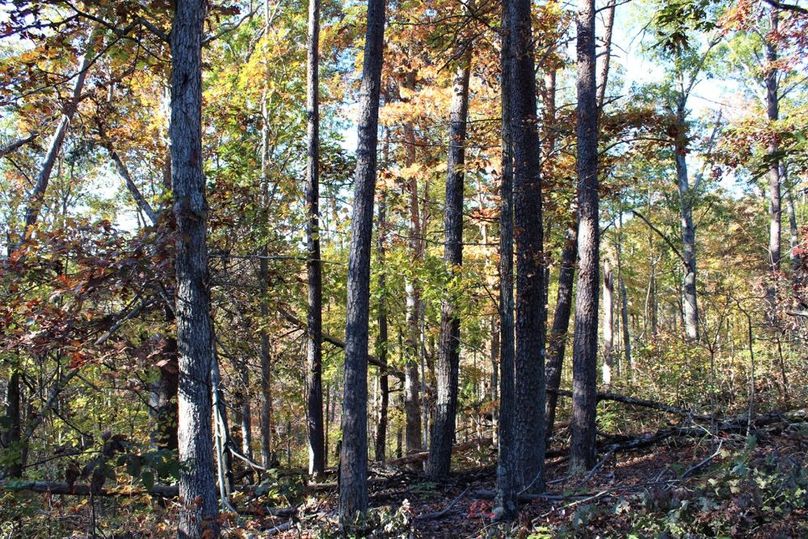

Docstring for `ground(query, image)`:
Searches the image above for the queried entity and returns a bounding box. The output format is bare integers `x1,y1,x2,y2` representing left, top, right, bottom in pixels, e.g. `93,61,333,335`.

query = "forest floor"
2,413,806,537
232,414,808,538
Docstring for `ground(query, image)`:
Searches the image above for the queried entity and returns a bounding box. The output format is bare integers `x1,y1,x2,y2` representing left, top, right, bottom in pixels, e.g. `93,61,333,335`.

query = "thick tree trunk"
169,2,219,536
495,21,517,517
570,0,599,473
602,258,614,386
674,103,699,342
765,8,781,273
427,50,471,479
305,0,325,478
505,0,546,493
374,191,389,462
339,0,385,524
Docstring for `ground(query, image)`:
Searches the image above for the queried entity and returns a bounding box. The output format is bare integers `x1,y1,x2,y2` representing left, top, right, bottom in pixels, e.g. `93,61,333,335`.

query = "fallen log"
0,480,178,498
549,389,714,420
387,437,493,467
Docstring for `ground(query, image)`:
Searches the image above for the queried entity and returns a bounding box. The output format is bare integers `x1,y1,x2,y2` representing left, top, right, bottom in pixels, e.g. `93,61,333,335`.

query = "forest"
0,0,806,537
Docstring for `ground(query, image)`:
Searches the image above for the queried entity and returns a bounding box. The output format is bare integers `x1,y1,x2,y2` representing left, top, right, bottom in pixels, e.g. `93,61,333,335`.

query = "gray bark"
674,100,699,342
169,1,219,536
570,0,599,473
617,214,632,371
339,0,385,524
495,16,517,517
505,0,546,493
403,74,423,454
427,49,471,479
305,0,325,478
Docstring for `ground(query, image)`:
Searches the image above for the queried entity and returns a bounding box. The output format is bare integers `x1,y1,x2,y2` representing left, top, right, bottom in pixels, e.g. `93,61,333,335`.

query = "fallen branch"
0,480,178,498
388,437,492,467
415,487,469,521
549,389,714,420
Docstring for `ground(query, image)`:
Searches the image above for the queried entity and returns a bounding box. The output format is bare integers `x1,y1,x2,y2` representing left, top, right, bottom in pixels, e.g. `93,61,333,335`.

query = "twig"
415,487,469,520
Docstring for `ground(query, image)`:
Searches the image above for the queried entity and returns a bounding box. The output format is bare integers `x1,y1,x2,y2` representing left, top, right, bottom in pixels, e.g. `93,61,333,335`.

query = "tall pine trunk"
339,0,385,524
570,0,599,473
495,17,517,516
427,49,471,479
305,0,325,478
505,0,546,493
170,1,219,536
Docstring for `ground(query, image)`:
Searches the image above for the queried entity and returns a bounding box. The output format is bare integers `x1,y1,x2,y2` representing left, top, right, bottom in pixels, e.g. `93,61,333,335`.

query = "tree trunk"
674,102,699,342
305,0,325,478
339,0,385,524
495,17,517,517
374,190,389,463
602,258,614,387
169,2,219,536
786,165,799,277
427,49,471,479
258,0,275,472
596,0,616,111
505,0,546,493
617,214,632,372
765,7,781,273
570,0,599,473
403,73,424,454
544,224,576,442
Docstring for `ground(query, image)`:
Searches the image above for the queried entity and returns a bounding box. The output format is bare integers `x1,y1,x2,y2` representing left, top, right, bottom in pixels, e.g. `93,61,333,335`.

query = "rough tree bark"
495,14,517,517
505,0,546,493
339,0,385,525
570,0,599,473
169,1,219,536
427,48,472,479
305,0,325,478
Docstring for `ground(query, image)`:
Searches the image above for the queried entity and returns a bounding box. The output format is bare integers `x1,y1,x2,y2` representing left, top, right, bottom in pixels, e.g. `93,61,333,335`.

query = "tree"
505,0,547,493
305,0,325,478
169,1,219,536
427,46,472,479
570,0,599,473
495,7,517,516
339,0,386,525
